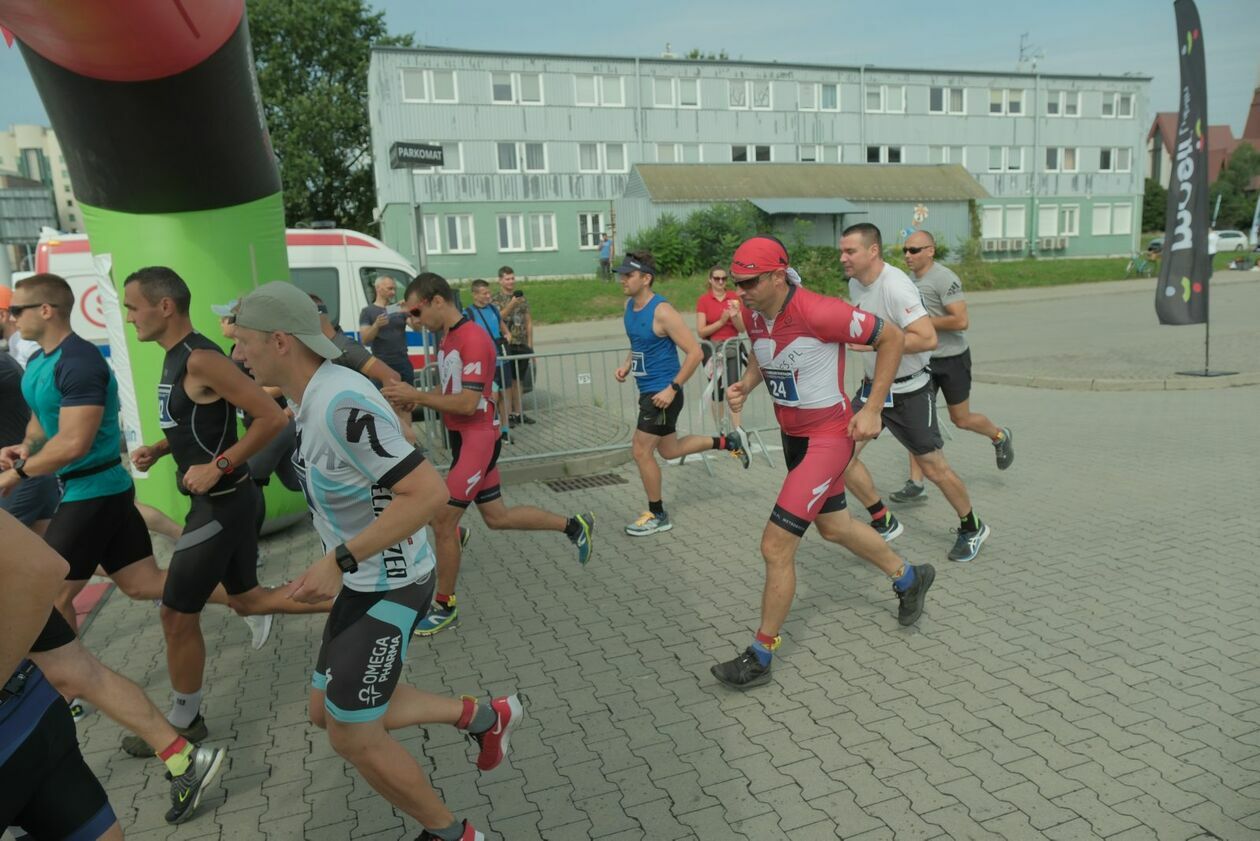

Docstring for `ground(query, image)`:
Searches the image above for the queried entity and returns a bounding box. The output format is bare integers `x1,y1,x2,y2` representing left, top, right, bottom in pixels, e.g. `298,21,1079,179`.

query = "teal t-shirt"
21,334,131,503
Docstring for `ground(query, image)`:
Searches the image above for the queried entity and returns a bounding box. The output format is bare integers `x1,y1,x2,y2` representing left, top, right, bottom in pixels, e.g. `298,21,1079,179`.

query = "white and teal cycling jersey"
292,362,434,592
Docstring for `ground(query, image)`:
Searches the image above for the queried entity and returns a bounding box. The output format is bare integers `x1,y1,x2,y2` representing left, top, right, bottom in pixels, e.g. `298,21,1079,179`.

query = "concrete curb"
976,370,1260,392
498,447,633,485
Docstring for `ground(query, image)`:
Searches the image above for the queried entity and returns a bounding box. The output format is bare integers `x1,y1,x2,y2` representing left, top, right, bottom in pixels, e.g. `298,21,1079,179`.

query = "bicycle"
1125,252,1155,278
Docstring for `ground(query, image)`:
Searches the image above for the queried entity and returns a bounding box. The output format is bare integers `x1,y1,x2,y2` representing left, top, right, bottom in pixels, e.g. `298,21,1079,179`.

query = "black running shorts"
855,384,944,456
929,349,972,407
28,609,77,654
44,485,153,582
312,576,434,723
636,391,685,437
162,479,262,614
0,693,116,839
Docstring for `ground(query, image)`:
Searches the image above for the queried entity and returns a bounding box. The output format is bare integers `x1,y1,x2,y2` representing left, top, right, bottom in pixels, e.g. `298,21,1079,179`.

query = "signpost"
388,142,444,271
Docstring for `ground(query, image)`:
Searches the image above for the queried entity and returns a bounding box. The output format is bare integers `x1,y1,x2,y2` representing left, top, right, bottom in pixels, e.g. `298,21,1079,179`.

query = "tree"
1209,143,1260,230
248,0,413,232
685,48,729,61
1142,178,1167,233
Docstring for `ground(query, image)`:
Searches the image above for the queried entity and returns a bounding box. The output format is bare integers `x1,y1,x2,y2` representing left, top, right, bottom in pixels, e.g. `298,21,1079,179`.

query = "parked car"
1214,229,1250,251
1146,237,1164,255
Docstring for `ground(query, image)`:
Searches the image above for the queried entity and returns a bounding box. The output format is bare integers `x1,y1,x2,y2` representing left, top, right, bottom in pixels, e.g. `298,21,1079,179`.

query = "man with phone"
359,274,413,386
492,266,535,426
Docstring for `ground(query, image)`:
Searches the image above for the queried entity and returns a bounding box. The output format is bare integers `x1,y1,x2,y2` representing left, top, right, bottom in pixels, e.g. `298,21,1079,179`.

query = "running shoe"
470,694,524,771
871,512,904,542
459,526,471,549
243,613,273,650
69,697,96,723
122,714,208,758
889,480,927,504
520,414,537,425
895,564,936,627
994,428,1015,470
570,512,595,565
711,648,772,689
413,601,458,637
948,522,990,563
417,820,485,841
625,511,672,536
727,428,751,470
165,744,227,824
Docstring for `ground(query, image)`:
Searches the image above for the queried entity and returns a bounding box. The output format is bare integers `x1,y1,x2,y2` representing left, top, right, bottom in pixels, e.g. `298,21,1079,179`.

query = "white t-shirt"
7,334,39,368
848,263,931,394
292,362,435,592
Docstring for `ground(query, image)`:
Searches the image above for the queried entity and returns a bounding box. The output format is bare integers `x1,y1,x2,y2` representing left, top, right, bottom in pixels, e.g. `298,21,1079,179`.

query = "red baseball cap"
730,236,788,276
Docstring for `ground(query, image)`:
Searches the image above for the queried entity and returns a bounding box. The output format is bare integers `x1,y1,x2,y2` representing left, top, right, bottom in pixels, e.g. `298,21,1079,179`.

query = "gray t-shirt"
914,262,968,358
359,304,409,364
332,331,374,374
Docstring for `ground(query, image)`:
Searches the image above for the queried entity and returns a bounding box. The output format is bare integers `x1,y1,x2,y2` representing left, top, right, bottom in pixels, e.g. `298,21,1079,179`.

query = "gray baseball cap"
234,281,340,360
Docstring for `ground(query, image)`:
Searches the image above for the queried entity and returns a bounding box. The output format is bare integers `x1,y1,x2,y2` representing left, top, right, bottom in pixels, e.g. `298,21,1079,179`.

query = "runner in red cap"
711,236,936,690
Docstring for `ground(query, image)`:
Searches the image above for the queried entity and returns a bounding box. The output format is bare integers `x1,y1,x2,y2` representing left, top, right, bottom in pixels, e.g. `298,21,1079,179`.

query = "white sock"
168,689,203,728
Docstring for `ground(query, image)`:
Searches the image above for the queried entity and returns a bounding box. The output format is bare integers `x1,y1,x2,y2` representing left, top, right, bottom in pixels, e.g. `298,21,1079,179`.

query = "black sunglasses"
903,246,931,255
710,274,728,282
8,302,56,317
733,276,763,291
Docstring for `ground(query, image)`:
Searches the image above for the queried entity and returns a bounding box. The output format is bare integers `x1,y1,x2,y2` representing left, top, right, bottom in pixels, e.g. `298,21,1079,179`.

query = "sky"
1,0,1257,135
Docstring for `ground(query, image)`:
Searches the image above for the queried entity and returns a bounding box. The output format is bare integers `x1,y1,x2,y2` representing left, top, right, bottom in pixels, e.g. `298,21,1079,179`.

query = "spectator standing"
464,279,513,440
694,264,748,432
599,233,613,279
491,266,535,426
358,275,413,385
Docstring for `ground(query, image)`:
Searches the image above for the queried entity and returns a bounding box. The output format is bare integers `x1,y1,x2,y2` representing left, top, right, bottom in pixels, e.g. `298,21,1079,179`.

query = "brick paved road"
42,374,1258,841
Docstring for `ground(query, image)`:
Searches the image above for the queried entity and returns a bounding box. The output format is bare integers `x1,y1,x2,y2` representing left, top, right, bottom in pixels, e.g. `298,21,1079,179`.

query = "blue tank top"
623,294,680,394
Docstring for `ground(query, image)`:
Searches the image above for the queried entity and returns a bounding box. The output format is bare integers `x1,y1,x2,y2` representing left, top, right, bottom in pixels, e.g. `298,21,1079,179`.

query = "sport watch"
669,381,682,393
12,458,29,479
334,543,358,574
214,454,234,474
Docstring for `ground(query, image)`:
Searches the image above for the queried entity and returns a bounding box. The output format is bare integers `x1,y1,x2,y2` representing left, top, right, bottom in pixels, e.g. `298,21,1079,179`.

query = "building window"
866,145,904,164
799,82,839,111
988,146,1023,172
680,143,702,163
1005,206,1026,239
1113,203,1133,235
729,80,772,110
604,142,626,172
678,78,699,108
401,68,428,102
799,145,820,163
498,214,526,252
799,82,816,110
1101,94,1114,117
1102,92,1133,118
732,144,771,162
1099,147,1131,172
1044,146,1078,173
866,84,905,113
524,142,546,172
578,212,605,249
576,74,625,107
989,88,1024,116
653,77,674,108
929,86,965,114
820,83,838,111
656,143,682,163
1045,90,1080,117
1038,204,1058,236
601,76,624,106
497,142,546,173
497,142,519,172
412,141,463,175
423,215,441,254
1060,205,1080,236
655,77,700,109
491,71,543,105
575,74,597,105
981,206,1003,238
529,213,558,250
431,70,456,102
578,142,600,173
931,145,965,165
445,214,475,253
1092,203,1112,235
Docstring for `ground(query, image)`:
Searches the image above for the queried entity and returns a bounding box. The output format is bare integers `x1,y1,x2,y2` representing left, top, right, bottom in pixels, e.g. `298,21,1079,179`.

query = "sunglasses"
902,246,931,255
710,275,728,282
315,304,329,315
733,276,763,291
406,302,430,317
8,302,56,317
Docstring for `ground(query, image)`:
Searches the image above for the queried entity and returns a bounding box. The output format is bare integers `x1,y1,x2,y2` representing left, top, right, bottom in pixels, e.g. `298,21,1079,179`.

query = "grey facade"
368,46,1151,277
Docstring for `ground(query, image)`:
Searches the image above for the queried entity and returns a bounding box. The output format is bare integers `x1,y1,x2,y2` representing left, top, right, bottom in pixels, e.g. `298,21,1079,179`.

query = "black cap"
614,255,657,276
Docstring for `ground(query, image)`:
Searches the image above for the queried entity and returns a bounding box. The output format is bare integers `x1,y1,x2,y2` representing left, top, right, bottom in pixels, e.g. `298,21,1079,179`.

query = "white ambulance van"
31,228,431,372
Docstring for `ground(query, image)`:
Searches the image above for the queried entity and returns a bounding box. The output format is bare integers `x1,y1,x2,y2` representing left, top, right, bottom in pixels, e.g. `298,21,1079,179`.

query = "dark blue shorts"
0,474,60,526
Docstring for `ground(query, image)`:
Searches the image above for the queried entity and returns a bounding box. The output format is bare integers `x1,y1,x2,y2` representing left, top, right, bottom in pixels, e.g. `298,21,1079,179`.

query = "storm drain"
544,473,629,493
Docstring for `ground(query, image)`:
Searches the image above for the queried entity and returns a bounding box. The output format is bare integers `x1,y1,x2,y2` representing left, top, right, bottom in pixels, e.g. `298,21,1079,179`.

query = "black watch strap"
669,381,682,393
12,458,29,480
334,543,358,574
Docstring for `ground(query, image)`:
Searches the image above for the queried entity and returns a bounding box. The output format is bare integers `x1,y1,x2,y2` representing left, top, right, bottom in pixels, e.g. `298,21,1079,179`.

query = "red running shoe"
472,694,523,771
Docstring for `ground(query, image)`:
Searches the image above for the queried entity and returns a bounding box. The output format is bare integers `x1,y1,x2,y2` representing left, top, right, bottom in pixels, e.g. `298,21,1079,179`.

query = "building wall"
0,125,82,234
369,49,1150,272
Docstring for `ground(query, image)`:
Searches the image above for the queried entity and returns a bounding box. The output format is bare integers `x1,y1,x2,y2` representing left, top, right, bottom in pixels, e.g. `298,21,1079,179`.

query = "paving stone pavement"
34,371,1256,841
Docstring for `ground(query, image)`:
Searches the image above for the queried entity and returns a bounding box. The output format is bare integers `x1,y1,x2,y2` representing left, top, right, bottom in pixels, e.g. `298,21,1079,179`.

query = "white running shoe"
244,614,273,650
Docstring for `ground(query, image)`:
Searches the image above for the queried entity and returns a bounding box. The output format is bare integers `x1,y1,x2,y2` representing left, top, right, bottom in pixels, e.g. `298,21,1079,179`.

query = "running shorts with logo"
312,576,434,722
928,349,972,406
0,662,117,839
44,485,153,582
162,477,262,614
770,434,854,536
29,608,78,654
854,384,944,456
636,391,685,436
446,427,503,508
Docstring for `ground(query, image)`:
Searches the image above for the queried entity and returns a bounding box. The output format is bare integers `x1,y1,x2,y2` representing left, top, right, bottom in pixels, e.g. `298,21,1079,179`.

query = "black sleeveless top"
158,332,247,493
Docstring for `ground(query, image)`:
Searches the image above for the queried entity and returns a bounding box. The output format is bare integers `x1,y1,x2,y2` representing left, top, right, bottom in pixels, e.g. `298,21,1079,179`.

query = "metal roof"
629,164,989,203
751,198,863,215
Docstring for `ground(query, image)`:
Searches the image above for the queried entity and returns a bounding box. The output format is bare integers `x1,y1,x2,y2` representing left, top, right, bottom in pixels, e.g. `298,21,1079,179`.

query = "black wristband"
12,458,29,480
669,381,682,393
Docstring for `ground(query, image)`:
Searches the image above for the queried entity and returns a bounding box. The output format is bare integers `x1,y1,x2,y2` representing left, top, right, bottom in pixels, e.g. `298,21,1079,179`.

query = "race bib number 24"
763,369,800,405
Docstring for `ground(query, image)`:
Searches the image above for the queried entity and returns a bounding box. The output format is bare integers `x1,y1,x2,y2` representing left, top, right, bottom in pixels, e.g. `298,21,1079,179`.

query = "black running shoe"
164,744,226,824
948,523,990,563
871,512,904,542
417,820,484,840
727,428,751,470
711,647,772,689
889,480,926,504
994,428,1014,470
122,714,208,758
895,564,935,627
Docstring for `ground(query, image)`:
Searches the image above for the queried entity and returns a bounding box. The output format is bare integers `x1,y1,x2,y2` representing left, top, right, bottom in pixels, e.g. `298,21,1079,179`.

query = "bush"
627,201,771,276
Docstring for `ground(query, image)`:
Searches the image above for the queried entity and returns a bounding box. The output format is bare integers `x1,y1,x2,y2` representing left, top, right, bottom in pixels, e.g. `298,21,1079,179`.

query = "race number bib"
157,383,177,429
763,368,800,406
856,379,894,409
630,351,646,377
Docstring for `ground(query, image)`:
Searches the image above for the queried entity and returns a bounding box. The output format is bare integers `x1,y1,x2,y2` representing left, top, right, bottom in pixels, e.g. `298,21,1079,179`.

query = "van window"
359,267,412,308
291,267,341,326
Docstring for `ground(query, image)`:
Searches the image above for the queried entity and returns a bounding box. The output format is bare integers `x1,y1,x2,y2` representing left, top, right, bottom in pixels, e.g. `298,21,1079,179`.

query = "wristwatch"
214,454,234,474
334,543,358,574
12,458,29,480
669,381,682,393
